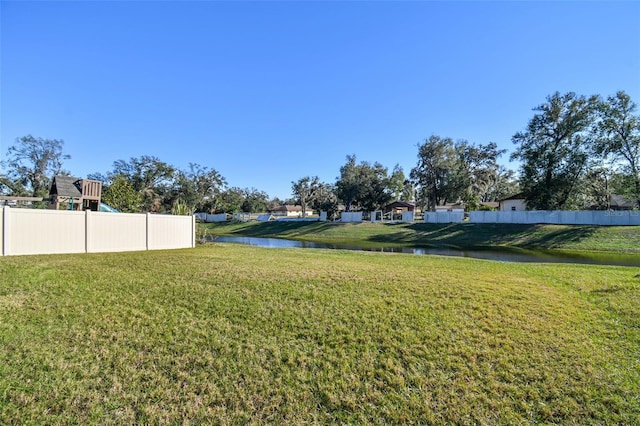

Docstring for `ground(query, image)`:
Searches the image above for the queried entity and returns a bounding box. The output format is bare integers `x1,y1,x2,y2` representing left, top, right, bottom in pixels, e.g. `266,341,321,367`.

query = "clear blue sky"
1,1,639,199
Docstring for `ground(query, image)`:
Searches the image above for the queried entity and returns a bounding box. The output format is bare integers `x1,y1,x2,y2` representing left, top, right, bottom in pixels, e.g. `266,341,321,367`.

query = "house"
270,205,314,217
49,176,102,211
608,194,638,210
498,193,527,211
383,201,415,213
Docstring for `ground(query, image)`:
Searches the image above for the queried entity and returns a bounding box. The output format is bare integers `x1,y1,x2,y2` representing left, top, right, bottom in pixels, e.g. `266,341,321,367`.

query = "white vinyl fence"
424,212,465,223
341,212,363,222
469,210,640,226
1,207,195,256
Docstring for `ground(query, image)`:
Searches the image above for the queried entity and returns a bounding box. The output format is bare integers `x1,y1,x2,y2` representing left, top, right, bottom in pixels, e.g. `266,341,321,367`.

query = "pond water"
212,236,640,267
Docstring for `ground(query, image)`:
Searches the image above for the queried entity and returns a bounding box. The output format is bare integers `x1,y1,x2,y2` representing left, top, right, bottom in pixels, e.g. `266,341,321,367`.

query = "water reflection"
212,236,640,267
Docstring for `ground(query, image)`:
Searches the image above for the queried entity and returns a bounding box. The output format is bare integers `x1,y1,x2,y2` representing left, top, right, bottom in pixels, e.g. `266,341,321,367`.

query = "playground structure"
49,176,102,211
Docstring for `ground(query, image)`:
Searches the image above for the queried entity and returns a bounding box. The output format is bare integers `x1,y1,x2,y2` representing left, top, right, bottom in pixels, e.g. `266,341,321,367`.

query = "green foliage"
410,136,505,211
101,173,143,212
335,155,392,211
241,188,269,213
291,176,321,216
0,135,71,197
595,91,640,208
511,92,600,210
171,198,194,216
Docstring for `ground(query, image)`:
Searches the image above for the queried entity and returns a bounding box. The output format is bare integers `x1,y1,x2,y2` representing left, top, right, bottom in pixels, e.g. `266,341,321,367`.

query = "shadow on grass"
205,221,601,249
206,221,338,238
367,223,600,249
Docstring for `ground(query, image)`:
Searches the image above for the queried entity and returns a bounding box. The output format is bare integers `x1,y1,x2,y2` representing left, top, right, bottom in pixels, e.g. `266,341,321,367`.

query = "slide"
99,203,120,213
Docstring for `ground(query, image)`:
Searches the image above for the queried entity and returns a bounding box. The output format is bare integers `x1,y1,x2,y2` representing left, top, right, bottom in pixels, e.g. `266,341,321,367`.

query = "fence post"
85,209,90,253
2,206,11,256
1,206,6,256
192,214,196,248
146,213,151,251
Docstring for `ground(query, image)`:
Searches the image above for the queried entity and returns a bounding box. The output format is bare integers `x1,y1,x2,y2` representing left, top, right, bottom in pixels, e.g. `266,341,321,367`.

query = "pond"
212,236,640,267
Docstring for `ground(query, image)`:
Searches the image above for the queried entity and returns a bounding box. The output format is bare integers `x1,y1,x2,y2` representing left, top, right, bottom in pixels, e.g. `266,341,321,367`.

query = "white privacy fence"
424,212,465,224
469,210,640,225
340,212,363,223
1,207,195,256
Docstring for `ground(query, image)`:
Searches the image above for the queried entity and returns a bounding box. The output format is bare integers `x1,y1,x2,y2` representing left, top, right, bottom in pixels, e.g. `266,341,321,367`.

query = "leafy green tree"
291,176,320,217
110,156,176,212
511,92,600,210
335,155,392,211
0,135,71,198
335,155,360,212
218,187,245,213
241,188,269,213
410,136,462,211
310,183,339,219
388,164,414,202
458,141,506,210
101,173,143,212
168,163,226,213
482,167,519,203
595,91,640,208
410,136,507,211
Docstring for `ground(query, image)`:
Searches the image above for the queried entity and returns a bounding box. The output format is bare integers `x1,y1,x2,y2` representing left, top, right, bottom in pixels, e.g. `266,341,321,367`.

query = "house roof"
49,176,82,198
384,201,415,209
610,194,637,208
498,192,525,202
271,205,304,212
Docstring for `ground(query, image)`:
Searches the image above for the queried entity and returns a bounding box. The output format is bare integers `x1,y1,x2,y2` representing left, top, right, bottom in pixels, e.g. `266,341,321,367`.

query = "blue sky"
1,1,639,199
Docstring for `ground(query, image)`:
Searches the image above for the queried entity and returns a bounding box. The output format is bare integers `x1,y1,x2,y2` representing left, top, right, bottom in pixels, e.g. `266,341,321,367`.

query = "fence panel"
1,207,4,256
401,211,415,222
4,208,86,256
148,214,195,250
341,212,363,223
87,212,147,253
424,212,464,223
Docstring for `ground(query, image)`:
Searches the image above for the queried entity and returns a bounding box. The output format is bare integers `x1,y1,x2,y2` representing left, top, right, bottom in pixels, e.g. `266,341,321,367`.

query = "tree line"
1,90,638,213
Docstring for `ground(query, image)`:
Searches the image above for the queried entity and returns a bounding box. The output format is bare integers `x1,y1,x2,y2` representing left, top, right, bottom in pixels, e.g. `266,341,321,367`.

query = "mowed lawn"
1,244,639,424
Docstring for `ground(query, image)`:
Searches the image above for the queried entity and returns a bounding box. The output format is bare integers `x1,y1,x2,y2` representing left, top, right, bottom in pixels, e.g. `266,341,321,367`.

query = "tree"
511,92,600,210
110,156,176,212
0,135,71,197
291,176,320,217
458,141,506,210
168,163,226,213
335,155,392,211
335,155,360,212
595,91,640,208
482,167,519,203
241,188,269,213
218,187,245,213
101,173,143,212
310,183,339,219
410,136,463,211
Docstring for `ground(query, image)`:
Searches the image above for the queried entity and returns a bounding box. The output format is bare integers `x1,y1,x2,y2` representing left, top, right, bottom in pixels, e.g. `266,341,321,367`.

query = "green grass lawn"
1,244,639,424
201,221,640,253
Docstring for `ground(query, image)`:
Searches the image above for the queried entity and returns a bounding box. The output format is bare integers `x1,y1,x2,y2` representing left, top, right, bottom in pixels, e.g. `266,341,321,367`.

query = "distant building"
608,194,638,210
383,201,415,213
498,193,527,211
270,205,313,217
